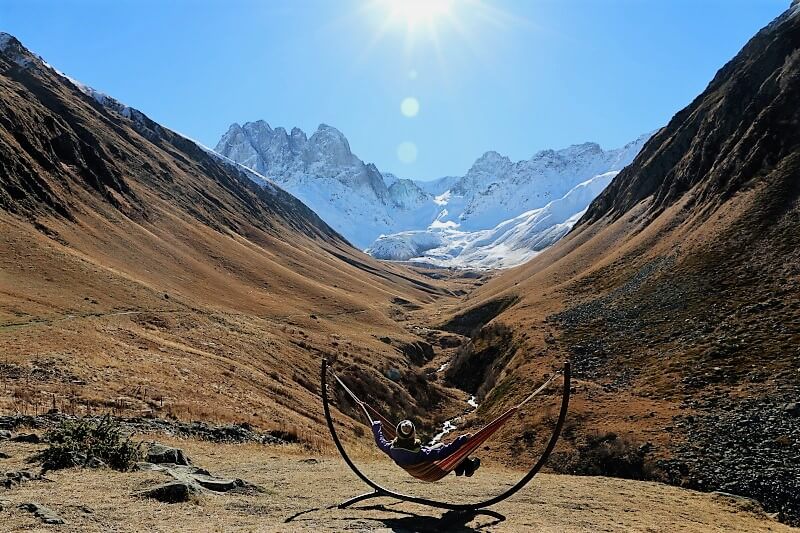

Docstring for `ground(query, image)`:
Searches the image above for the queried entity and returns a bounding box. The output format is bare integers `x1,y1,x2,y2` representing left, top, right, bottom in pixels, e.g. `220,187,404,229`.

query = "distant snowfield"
367,172,617,269
216,120,653,269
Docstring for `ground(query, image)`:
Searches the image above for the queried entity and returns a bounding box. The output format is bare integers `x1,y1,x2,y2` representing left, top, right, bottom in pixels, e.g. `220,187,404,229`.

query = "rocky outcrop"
18,502,65,524
136,449,262,503
139,481,200,504
146,444,191,466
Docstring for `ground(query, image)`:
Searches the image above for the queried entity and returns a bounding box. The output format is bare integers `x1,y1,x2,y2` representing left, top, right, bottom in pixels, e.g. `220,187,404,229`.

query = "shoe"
454,462,465,476
465,458,481,477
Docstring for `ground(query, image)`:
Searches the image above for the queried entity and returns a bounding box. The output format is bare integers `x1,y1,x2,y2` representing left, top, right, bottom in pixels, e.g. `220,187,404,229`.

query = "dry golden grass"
0,201,480,442
0,435,792,532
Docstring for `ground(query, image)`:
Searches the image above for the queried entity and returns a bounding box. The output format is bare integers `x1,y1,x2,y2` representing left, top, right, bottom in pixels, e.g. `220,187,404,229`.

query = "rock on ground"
3,470,45,489
18,502,66,524
9,433,41,444
139,481,200,504
146,443,191,466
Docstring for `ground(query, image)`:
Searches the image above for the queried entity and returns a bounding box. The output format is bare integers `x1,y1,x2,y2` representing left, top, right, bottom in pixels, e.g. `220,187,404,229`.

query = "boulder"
783,402,799,417
135,462,262,495
140,481,199,503
711,491,765,515
18,502,66,524
10,433,41,444
3,470,43,489
147,443,190,466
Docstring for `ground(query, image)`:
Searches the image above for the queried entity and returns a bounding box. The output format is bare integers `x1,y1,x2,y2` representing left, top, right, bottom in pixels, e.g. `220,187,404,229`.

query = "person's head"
396,419,416,441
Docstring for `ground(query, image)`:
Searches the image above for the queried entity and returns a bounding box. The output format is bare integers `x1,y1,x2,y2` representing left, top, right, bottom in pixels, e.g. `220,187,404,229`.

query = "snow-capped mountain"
433,136,651,232
216,119,652,265
216,121,434,247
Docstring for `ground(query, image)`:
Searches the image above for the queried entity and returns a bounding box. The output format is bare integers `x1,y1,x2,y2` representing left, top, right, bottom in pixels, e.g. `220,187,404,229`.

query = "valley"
1,1,799,531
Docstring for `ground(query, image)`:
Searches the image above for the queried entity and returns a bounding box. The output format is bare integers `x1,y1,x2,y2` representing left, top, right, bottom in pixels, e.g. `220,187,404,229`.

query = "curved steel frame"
321,358,571,511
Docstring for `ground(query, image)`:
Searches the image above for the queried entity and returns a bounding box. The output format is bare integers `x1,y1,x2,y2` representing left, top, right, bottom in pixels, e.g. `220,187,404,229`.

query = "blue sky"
1,0,788,180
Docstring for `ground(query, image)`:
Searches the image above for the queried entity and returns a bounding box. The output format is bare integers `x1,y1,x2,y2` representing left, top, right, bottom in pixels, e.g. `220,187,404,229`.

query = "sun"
382,0,454,31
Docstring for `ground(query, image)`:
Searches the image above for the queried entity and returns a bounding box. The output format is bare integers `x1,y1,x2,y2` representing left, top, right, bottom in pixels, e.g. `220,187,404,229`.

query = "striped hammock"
331,369,561,482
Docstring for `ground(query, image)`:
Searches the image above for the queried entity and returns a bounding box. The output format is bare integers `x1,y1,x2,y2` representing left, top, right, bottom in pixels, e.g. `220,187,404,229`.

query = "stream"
428,394,479,445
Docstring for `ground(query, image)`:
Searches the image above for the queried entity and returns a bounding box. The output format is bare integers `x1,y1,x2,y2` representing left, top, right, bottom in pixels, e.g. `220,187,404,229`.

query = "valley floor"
0,436,793,532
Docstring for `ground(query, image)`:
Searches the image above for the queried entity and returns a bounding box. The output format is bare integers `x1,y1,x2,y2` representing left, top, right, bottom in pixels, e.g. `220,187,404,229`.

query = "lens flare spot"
397,141,418,164
400,97,420,117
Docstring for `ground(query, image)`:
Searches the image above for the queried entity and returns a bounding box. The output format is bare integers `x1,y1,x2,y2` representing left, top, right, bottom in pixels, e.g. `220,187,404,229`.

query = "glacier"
366,172,618,269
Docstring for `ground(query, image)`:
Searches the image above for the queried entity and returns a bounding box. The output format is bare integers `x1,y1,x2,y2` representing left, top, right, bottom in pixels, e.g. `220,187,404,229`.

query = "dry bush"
445,322,516,399
37,415,142,472
550,431,661,481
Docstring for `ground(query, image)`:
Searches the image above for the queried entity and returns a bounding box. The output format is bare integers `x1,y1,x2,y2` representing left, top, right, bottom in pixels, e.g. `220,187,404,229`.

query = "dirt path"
0,308,183,331
0,438,793,532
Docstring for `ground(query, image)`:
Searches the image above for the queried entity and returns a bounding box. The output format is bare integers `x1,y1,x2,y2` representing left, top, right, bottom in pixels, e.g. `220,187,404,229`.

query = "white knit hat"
396,419,415,439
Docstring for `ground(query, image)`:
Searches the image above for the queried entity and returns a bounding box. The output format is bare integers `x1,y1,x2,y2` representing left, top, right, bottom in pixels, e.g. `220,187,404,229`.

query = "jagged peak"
290,127,307,141
0,32,19,49
472,150,512,166
242,119,273,133
224,122,243,134
308,123,352,154
565,141,602,152
314,123,347,139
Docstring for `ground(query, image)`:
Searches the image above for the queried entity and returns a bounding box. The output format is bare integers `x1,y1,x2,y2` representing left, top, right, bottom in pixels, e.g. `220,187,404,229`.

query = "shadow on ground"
285,503,506,531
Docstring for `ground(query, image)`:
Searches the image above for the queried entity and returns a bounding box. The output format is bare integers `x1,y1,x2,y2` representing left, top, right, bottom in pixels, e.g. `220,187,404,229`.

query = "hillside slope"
0,33,462,441
439,4,800,524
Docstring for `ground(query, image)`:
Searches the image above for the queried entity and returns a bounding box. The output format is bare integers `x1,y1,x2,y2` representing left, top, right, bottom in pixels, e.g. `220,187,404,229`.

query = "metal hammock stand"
321,358,571,511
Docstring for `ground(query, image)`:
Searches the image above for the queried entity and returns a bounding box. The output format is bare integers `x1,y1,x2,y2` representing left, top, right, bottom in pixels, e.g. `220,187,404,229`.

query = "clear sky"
1,0,789,180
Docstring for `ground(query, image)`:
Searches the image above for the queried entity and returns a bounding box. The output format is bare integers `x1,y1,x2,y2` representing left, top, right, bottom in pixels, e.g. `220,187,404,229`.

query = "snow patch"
368,171,618,269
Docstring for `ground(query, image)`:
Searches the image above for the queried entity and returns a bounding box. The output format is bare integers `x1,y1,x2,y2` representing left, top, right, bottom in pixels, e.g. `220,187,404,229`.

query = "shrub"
37,416,142,472
444,322,516,398
553,432,660,481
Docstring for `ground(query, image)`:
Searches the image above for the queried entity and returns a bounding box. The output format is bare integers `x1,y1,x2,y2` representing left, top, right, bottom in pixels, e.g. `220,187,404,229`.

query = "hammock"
332,368,562,482
321,358,571,511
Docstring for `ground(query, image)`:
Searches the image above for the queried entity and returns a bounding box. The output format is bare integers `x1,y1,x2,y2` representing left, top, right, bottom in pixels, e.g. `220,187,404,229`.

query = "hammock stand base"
321,358,571,511
336,490,384,509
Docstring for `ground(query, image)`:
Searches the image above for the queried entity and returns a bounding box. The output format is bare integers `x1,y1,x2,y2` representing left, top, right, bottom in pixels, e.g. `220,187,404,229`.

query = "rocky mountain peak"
304,124,355,167
470,150,513,171
290,127,307,147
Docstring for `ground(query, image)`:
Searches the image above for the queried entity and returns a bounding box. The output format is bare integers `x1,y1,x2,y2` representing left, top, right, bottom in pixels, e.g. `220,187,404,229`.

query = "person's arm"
371,421,392,455
422,433,470,461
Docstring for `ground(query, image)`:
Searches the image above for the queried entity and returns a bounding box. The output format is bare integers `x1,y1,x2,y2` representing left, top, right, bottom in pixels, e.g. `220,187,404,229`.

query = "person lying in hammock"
372,419,481,477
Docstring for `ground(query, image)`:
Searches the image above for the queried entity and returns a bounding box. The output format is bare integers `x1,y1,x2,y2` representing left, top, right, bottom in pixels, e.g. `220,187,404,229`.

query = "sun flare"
382,0,454,31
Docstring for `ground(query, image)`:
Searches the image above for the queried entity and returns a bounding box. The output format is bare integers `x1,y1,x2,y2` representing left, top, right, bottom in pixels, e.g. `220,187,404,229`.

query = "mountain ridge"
216,119,651,258
442,4,800,523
